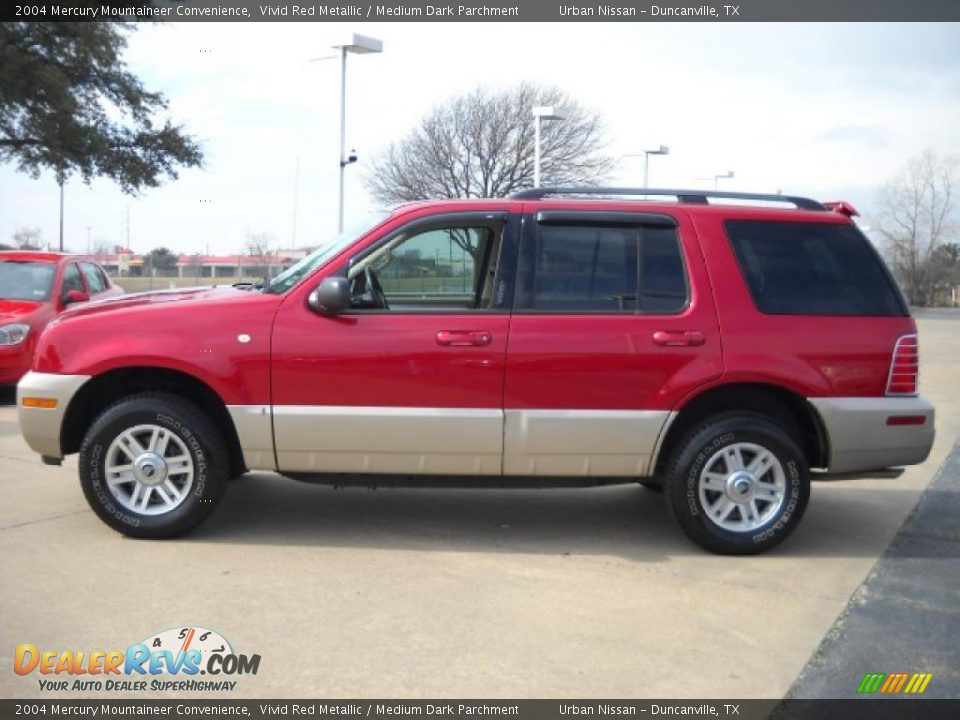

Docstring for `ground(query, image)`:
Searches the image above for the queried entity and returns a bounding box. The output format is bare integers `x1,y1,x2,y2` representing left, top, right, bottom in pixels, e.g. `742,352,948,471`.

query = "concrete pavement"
1,312,958,700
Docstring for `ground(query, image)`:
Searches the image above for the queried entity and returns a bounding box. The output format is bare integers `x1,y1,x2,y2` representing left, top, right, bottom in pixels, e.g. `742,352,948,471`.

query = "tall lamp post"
58,180,64,251
532,105,564,188
642,145,670,188
331,33,382,233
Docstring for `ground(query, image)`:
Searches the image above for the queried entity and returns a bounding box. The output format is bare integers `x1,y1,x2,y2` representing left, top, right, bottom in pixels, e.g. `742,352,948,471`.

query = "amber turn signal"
21,397,58,409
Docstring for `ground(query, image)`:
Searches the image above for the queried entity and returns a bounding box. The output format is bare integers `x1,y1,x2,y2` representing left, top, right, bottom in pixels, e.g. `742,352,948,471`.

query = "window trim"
513,212,691,316
339,211,519,316
535,210,678,228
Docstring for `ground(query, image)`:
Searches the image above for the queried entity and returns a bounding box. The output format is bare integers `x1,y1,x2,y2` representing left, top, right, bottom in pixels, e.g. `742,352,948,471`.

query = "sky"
1,21,959,256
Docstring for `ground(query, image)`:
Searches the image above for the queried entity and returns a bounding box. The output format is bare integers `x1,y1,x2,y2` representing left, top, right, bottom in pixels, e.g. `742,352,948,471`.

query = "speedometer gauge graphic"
140,626,233,660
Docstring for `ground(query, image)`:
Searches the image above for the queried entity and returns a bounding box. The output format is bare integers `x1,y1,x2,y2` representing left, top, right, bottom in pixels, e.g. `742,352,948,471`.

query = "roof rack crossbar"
509,187,825,211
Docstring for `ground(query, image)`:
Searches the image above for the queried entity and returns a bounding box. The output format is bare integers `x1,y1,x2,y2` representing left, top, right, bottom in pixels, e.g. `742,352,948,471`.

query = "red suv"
0,251,121,386
17,189,935,554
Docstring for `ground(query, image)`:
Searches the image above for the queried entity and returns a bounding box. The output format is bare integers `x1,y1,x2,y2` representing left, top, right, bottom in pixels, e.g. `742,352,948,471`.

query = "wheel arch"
654,382,829,475
61,366,247,478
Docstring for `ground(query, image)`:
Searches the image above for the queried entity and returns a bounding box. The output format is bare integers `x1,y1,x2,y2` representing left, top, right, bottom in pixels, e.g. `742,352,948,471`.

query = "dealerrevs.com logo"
14,626,260,692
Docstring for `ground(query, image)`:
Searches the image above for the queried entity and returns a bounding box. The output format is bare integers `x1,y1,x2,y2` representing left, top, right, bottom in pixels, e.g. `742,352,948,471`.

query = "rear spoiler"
822,201,859,218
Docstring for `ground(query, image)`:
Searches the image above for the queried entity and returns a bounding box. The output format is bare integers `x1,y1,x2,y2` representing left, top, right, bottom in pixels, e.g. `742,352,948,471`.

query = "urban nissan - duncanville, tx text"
16,187,935,554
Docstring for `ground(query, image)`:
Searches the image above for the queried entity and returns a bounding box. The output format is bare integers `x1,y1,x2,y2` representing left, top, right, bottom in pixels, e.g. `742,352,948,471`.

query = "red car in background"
0,251,122,386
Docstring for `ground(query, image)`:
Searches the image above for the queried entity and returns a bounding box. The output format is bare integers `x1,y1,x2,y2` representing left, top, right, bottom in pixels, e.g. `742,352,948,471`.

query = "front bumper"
810,396,936,474
17,372,91,459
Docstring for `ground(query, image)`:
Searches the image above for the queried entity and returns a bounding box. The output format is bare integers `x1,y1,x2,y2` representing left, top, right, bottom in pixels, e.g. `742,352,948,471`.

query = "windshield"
0,260,57,302
263,212,391,294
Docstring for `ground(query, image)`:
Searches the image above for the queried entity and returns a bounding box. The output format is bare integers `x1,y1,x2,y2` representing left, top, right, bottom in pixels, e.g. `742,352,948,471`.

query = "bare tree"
12,226,42,250
876,150,958,306
364,83,615,205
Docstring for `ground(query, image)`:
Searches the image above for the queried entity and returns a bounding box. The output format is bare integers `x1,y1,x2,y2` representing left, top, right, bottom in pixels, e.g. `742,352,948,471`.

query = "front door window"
347,225,499,311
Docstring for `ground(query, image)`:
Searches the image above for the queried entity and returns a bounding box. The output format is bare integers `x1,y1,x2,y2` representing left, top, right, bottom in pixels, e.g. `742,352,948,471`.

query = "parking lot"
1,310,957,700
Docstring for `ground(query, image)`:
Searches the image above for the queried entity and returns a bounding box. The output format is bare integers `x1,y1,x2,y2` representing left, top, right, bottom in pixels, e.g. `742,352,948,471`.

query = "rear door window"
725,220,907,316
516,222,687,314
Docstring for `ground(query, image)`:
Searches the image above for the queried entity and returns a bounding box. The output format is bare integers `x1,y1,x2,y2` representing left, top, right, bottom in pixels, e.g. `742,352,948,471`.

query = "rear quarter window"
724,220,907,316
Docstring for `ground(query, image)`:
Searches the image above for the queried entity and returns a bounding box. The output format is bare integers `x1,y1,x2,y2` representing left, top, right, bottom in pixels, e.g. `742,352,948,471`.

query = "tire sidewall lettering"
157,412,207,496
685,432,735,517
87,410,207,528
751,459,802,544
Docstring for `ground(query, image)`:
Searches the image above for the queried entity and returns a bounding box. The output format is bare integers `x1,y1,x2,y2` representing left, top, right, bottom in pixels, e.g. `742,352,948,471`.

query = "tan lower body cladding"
228,405,673,477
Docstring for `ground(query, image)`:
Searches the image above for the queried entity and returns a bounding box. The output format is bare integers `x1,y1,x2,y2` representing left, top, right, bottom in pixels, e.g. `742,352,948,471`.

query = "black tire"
664,412,810,555
638,479,663,492
79,393,229,538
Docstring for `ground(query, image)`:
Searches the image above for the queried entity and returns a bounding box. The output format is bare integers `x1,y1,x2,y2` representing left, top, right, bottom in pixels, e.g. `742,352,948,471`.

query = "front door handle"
436,330,493,347
652,330,705,347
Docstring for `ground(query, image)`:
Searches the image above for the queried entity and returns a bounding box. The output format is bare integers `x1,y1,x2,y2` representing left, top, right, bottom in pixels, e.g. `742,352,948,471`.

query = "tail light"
886,334,919,396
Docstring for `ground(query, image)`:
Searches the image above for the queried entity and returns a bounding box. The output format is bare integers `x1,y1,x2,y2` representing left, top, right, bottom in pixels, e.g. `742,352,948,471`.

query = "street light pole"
337,44,347,234
534,114,541,188
643,145,670,188
58,180,64,252
714,170,735,190
532,106,564,188
330,34,382,233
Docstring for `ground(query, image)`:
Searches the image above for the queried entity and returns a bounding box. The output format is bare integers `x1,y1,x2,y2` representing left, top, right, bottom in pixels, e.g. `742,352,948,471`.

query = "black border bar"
2,700,959,719
3,0,960,22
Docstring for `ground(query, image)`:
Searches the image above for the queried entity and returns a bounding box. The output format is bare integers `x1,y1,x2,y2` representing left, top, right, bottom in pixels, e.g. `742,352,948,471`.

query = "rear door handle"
652,330,705,347
436,330,493,347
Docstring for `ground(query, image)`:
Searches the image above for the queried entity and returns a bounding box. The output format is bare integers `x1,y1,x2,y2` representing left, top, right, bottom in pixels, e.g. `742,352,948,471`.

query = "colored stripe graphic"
882,673,903,693
857,673,885,693
858,672,932,694
904,673,933,694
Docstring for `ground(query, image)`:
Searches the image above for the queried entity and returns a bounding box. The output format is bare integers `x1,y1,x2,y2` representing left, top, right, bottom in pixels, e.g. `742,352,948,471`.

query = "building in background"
94,248,300,281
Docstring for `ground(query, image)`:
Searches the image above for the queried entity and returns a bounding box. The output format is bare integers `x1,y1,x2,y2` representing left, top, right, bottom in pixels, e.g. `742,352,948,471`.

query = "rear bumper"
17,371,91,459
809,396,935,474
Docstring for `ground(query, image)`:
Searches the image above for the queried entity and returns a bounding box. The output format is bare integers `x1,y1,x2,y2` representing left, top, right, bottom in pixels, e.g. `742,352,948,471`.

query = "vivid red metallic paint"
1,252,121,385
30,199,916,411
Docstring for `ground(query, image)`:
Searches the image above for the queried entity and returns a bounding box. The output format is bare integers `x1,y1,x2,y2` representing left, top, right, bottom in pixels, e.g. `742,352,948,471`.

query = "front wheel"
79,393,229,538
665,413,810,555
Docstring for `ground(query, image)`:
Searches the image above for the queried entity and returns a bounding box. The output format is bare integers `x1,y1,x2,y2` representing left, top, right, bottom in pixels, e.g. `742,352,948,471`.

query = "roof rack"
510,187,825,211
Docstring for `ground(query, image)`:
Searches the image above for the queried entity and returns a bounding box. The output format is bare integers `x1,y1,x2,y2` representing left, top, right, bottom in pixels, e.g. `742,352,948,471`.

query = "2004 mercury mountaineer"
17,188,935,554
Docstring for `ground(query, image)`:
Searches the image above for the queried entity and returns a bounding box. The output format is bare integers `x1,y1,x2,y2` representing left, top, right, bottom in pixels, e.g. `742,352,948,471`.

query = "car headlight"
0,324,30,345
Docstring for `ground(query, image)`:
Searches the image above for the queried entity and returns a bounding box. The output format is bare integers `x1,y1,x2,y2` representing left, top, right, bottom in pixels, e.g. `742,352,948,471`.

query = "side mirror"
62,289,90,306
307,277,351,316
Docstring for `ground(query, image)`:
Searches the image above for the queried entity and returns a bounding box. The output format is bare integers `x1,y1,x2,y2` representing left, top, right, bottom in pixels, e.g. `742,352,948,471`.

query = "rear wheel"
79,393,228,538
665,412,810,555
